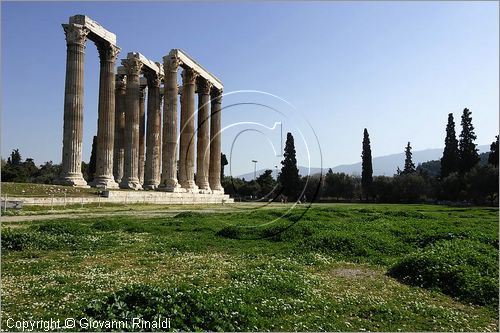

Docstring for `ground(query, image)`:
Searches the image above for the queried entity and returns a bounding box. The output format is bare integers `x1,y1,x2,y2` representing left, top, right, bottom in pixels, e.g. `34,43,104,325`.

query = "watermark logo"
181,90,323,237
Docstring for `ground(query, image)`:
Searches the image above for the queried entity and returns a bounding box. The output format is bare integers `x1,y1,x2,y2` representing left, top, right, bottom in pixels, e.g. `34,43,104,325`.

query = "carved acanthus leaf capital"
63,24,89,46
164,55,181,73
115,74,126,91
145,71,161,88
97,42,120,62
182,68,198,85
121,57,143,76
210,88,223,102
199,79,212,95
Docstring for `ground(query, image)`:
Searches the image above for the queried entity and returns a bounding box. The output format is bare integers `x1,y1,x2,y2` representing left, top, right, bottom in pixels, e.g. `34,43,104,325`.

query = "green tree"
372,176,395,202
458,108,479,173
300,174,323,203
278,132,301,199
439,172,464,201
1,149,36,182
87,136,98,182
220,153,228,179
393,173,428,203
465,164,498,205
240,180,261,198
488,135,499,167
361,128,373,200
7,149,22,166
256,169,276,198
23,158,38,181
221,176,245,199
416,160,441,178
403,142,415,174
440,113,459,178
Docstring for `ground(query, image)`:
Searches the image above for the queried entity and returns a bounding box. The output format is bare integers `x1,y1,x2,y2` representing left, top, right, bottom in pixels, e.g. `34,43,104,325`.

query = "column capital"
145,70,162,88
210,88,223,101
115,74,126,91
121,57,143,76
182,68,198,85
97,42,120,62
163,54,181,73
62,24,89,46
198,79,212,95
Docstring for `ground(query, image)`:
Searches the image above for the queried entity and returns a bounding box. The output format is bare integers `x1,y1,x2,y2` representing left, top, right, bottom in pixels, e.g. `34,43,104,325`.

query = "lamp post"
252,160,258,180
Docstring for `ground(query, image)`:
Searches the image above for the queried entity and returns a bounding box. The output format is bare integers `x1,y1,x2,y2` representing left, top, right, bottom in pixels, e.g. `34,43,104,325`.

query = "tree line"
2,108,498,205
222,108,498,205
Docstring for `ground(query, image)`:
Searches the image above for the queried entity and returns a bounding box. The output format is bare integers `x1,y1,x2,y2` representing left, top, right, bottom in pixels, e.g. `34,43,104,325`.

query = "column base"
119,178,142,190
180,181,199,193
142,182,159,190
90,176,119,189
55,173,89,188
210,182,224,194
198,186,212,194
211,189,225,195
157,179,184,192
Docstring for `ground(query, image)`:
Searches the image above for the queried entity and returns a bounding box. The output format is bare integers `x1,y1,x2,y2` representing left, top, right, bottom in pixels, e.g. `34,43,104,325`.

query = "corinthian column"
143,70,162,190
113,74,126,183
159,54,182,192
91,42,120,188
138,78,147,184
196,79,212,193
58,24,89,187
119,56,142,190
179,68,199,192
209,88,224,193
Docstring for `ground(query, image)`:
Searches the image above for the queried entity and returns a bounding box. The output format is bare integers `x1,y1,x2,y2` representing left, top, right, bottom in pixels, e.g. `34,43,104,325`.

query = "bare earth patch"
330,267,377,278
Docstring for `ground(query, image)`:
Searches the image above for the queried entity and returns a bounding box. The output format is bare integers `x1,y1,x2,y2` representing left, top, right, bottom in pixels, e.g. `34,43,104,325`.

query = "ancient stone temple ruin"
56,15,228,201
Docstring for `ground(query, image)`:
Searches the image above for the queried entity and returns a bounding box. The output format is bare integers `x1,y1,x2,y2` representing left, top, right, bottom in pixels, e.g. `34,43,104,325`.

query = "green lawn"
1,182,98,197
1,204,498,331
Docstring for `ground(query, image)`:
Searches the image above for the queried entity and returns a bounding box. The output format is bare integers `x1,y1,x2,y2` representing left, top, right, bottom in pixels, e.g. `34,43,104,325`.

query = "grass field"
1,182,99,197
1,204,498,331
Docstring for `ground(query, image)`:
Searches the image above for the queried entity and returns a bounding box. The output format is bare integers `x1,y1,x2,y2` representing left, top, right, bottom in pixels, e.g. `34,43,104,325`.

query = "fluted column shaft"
138,82,147,184
209,89,224,193
58,24,89,187
159,55,181,192
196,79,211,192
91,42,120,188
144,71,162,189
119,57,142,190
179,68,199,192
113,75,126,183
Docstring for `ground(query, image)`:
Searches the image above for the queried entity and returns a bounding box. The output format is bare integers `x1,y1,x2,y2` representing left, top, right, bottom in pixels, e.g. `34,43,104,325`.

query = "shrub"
84,284,257,331
388,239,498,306
216,225,242,239
31,221,89,235
1,228,35,251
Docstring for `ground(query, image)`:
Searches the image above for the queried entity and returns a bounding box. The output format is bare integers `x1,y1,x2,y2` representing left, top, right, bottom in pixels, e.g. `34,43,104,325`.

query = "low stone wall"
6,191,234,206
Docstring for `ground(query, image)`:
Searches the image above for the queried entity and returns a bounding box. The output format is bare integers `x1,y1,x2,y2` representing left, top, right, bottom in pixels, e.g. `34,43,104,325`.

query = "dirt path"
1,208,226,223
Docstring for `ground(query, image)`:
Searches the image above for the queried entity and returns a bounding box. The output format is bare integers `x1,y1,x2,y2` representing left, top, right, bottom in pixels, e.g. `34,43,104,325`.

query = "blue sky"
1,1,498,176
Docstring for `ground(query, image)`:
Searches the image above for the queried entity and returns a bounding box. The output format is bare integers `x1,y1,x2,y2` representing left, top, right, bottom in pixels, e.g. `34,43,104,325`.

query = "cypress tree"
88,135,98,182
458,108,479,173
488,135,499,167
361,128,373,199
220,153,228,179
440,113,459,178
403,142,415,174
278,132,301,199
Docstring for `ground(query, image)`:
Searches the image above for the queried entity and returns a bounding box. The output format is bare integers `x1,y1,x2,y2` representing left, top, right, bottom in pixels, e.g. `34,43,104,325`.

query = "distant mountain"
331,145,489,176
236,145,490,179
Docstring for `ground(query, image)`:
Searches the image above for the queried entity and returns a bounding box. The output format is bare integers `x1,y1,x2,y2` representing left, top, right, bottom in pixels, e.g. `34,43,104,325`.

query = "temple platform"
10,190,233,206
